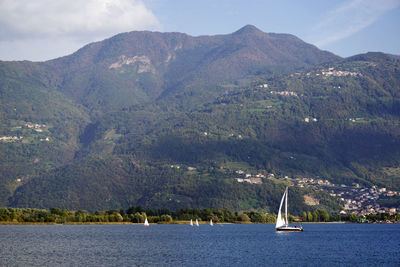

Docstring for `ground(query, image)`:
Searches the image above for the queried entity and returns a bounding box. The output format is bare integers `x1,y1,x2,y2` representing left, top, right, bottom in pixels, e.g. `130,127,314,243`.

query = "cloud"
309,0,400,47
0,0,161,41
0,0,161,61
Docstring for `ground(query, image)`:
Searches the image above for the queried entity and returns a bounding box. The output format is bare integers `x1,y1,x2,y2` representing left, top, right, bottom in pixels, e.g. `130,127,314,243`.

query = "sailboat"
144,217,150,227
210,219,213,226
195,219,199,227
190,219,193,226
276,187,303,232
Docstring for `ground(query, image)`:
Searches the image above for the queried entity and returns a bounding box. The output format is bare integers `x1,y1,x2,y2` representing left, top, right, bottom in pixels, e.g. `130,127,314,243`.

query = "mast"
285,187,288,226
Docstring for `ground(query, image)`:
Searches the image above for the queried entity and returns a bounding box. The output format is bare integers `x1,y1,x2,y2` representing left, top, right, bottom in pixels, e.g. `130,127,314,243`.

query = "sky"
0,0,399,61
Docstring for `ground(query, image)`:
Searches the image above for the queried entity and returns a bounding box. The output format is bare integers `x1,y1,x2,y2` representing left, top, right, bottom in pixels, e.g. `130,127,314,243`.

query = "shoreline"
0,221,397,225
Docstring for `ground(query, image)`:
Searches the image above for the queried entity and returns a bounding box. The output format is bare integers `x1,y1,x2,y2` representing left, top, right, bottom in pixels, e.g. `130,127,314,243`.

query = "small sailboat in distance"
210,219,213,226
276,187,303,232
144,217,150,227
195,219,199,227
190,219,193,226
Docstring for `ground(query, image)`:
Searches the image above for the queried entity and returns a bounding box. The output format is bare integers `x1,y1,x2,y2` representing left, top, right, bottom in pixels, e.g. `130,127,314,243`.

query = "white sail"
144,218,149,226
275,187,287,228
210,219,213,226
190,219,193,226
195,219,199,227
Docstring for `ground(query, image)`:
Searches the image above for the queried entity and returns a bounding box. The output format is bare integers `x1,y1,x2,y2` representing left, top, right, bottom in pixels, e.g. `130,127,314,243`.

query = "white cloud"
309,0,400,47
0,0,161,61
0,0,161,40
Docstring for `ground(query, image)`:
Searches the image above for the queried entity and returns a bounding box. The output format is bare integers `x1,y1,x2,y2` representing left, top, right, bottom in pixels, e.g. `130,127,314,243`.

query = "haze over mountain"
1,25,399,212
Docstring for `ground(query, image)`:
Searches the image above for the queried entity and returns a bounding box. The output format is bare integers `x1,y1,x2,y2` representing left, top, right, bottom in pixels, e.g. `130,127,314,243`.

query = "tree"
237,213,251,222
313,210,320,222
160,214,173,223
131,212,146,223
320,210,330,222
247,211,266,223
307,211,313,222
265,213,276,223
115,213,124,222
349,213,359,223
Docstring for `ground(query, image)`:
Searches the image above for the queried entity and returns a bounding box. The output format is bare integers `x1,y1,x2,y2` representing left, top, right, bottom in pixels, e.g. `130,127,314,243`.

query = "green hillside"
1,26,399,213
0,61,90,204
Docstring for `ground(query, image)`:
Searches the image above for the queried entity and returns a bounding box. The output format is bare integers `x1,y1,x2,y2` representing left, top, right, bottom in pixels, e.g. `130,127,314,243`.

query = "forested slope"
1,26,399,213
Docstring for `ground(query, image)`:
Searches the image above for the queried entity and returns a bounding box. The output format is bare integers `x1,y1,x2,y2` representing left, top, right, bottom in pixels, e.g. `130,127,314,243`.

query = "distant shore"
1,207,398,225
0,221,233,225
1,221,397,225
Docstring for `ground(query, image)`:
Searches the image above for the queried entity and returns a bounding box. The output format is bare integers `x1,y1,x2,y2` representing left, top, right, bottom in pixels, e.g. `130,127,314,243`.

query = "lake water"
0,223,399,266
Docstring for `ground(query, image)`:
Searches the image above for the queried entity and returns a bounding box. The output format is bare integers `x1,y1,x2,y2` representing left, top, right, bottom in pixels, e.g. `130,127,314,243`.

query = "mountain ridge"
1,26,399,212
39,25,340,113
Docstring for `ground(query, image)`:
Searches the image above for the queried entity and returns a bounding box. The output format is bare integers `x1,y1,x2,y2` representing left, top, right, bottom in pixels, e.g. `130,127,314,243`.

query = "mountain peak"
234,25,263,35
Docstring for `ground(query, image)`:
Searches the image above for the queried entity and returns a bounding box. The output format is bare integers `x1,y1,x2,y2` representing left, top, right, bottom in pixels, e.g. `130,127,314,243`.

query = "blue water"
0,223,399,266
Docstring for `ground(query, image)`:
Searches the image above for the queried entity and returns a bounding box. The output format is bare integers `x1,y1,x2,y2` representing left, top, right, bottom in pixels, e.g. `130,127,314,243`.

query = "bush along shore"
0,207,399,224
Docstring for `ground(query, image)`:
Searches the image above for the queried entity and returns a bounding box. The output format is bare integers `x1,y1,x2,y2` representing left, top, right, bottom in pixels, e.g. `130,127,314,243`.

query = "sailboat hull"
276,226,303,232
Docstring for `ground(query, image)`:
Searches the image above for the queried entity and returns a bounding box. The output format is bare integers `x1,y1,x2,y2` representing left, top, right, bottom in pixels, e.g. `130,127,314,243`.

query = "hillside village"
291,67,362,78
234,171,398,215
296,178,398,215
0,122,51,143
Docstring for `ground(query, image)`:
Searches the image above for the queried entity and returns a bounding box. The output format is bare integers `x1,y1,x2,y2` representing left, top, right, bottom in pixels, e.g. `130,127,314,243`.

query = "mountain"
1,26,399,213
42,25,339,112
388,53,400,61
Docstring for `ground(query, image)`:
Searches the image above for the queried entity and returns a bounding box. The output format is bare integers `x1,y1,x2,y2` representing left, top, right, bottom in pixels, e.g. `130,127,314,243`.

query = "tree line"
1,207,398,224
